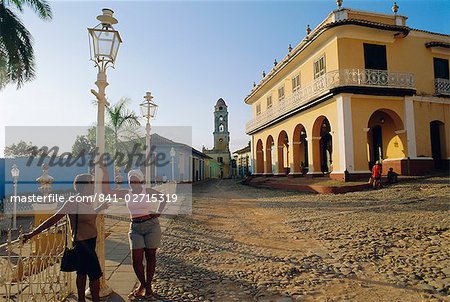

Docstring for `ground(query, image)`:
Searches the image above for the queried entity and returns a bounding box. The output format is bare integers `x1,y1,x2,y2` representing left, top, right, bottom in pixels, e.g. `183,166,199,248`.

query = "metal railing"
0,221,73,301
0,214,12,235
246,68,415,133
435,78,450,96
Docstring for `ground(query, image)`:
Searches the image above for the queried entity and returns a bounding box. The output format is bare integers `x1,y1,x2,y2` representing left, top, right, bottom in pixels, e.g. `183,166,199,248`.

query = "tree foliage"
4,140,37,157
0,0,52,89
71,126,116,157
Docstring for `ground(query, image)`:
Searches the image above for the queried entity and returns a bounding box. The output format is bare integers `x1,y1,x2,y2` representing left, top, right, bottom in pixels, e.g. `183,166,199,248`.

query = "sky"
1,0,449,157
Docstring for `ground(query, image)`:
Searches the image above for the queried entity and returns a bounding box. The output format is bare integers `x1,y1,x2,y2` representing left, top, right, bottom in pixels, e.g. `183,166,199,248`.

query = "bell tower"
203,98,232,178
213,98,229,152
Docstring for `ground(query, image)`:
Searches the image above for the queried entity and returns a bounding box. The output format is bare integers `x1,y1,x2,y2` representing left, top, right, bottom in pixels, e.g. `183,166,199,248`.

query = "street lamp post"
170,147,176,182
10,164,19,231
153,151,158,183
140,92,158,188
88,8,122,298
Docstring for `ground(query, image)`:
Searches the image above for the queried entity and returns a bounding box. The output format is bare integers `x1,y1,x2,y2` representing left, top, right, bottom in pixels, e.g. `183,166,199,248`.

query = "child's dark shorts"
74,237,103,280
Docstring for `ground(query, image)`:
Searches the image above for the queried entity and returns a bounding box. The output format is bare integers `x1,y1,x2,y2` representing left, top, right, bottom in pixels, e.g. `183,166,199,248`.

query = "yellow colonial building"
245,2,450,180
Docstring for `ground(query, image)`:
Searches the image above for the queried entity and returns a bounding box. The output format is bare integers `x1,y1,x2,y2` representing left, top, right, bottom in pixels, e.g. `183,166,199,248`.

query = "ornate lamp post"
153,151,158,183
88,8,122,298
140,92,158,188
170,147,176,182
10,164,19,231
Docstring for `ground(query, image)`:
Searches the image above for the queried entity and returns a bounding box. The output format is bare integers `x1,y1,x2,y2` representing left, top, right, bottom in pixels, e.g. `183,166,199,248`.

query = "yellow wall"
337,29,450,96
252,99,342,173
252,35,339,118
252,26,450,117
252,94,450,175
248,14,449,115
413,101,450,158
205,158,221,179
351,96,407,171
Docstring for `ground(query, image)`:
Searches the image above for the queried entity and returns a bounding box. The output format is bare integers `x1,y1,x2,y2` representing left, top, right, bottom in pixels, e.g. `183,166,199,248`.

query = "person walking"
371,160,383,189
23,174,108,302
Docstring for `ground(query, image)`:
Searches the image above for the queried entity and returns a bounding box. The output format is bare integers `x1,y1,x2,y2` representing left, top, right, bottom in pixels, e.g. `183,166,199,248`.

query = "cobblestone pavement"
150,177,449,302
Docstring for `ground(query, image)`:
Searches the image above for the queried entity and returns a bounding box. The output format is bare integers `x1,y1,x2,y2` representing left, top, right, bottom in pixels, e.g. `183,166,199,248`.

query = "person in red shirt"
371,160,382,189
372,161,382,178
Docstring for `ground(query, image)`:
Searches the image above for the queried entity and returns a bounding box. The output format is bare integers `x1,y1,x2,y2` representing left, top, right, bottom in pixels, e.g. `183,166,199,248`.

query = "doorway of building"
320,119,332,174
367,109,406,171
372,125,383,165
256,139,264,174
293,124,309,174
277,131,289,175
430,120,446,169
265,136,274,174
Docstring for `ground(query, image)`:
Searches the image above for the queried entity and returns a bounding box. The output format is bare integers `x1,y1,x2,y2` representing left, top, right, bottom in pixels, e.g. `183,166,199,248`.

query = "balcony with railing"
246,68,415,134
435,78,450,96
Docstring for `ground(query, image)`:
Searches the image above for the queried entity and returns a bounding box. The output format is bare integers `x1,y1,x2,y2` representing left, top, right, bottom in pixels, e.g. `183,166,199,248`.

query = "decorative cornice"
425,41,450,49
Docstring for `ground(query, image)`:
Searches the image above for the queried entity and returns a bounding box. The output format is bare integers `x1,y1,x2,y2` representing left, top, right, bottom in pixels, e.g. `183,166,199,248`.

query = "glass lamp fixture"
170,147,176,158
11,164,20,180
88,8,122,67
140,92,158,122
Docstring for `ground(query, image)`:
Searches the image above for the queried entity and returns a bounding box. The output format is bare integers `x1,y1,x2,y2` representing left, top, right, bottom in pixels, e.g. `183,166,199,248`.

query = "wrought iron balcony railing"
246,69,415,133
435,78,450,96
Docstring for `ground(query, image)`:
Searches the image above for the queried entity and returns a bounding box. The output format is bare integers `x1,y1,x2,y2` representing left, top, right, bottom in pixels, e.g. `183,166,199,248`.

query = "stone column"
250,136,256,174
289,141,302,176
264,147,273,175
404,97,417,158
334,94,355,176
307,137,322,177
275,145,284,175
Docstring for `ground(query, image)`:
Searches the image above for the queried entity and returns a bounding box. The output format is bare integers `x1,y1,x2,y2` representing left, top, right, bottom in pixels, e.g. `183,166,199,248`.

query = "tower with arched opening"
203,98,232,178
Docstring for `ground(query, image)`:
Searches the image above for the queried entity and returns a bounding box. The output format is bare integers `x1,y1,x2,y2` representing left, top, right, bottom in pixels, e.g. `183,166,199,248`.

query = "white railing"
435,78,450,96
246,69,415,133
339,69,415,88
0,222,73,301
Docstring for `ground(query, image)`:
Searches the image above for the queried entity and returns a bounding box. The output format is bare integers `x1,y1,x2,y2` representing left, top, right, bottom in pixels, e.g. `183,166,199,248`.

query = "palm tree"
0,0,52,89
106,98,141,179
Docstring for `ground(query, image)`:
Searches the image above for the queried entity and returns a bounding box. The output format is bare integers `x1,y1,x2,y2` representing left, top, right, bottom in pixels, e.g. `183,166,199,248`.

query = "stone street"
89,177,449,302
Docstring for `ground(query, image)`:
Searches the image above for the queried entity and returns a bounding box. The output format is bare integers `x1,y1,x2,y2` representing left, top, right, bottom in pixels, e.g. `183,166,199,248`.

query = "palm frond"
6,0,24,12
8,0,52,20
106,98,141,129
117,110,140,128
0,5,36,88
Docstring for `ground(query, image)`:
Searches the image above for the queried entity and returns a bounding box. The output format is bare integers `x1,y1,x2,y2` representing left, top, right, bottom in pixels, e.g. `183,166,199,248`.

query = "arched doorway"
367,109,406,170
277,131,289,175
293,124,308,174
430,120,446,169
265,136,274,174
312,116,333,174
256,139,264,174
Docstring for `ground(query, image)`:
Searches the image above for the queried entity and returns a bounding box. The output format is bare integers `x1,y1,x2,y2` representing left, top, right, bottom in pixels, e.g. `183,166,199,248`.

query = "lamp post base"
100,284,114,298
85,283,113,299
